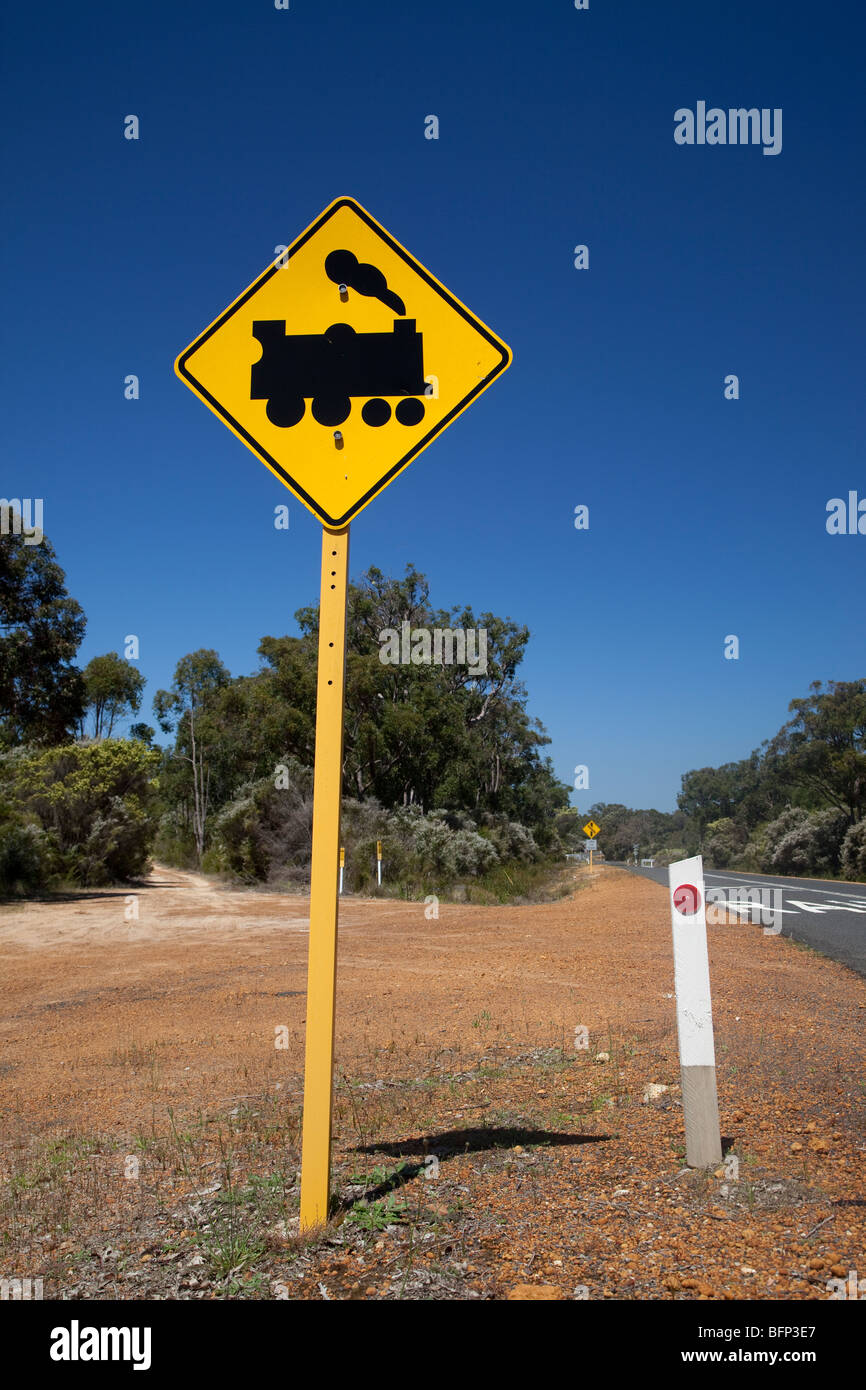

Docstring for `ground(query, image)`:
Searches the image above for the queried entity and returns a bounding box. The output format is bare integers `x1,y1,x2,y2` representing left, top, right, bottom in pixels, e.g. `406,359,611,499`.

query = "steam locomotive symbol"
251,318,428,429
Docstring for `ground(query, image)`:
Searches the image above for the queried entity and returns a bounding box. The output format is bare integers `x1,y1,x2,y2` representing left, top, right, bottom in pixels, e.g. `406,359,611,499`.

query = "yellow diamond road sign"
583,820,601,838
175,196,512,528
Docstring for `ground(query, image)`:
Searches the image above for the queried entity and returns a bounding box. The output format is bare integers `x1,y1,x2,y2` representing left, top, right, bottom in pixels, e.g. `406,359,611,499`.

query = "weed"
344,1193,408,1231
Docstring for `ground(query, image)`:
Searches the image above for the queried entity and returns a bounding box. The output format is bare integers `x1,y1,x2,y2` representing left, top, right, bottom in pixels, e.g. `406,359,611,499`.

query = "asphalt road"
607,862,866,977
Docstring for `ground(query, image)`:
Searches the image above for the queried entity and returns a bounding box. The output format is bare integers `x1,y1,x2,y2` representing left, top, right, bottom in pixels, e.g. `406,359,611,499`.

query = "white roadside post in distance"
668,855,722,1167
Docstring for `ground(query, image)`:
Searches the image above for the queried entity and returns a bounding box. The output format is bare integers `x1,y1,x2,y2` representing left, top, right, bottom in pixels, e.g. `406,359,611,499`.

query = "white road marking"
704,872,865,902
787,899,866,915
721,901,798,916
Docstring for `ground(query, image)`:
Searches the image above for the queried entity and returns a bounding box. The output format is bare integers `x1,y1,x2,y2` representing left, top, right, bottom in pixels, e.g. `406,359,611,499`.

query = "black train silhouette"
251,318,428,429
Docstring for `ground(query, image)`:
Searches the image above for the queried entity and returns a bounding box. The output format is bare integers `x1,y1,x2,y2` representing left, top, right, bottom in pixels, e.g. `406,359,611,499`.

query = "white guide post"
668,855,722,1168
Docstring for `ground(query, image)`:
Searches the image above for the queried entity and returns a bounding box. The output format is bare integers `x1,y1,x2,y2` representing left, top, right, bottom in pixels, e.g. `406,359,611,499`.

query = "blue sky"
4,0,864,811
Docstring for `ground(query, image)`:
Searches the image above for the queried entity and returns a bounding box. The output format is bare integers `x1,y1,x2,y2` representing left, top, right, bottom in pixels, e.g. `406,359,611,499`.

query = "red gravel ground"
1,864,863,1300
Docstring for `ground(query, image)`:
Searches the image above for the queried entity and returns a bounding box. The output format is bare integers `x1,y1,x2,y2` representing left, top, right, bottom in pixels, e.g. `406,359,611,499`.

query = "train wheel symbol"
311,394,351,426
362,398,391,426
266,395,305,427
395,399,425,426
672,884,701,916
358,398,427,427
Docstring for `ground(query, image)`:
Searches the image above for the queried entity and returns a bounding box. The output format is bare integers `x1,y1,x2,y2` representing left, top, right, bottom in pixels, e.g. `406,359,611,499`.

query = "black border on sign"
176,198,511,528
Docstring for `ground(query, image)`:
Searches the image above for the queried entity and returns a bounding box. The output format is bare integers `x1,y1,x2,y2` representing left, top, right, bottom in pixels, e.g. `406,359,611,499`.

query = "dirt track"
1,865,864,1300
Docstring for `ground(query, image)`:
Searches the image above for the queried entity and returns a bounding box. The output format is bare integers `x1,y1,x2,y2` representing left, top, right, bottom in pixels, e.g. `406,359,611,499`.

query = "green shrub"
0,817,55,897
746,807,810,872
450,827,500,875
770,808,849,877
152,808,199,869
4,739,159,886
702,817,745,869
200,845,229,874
840,820,866,881
67,796,154,886
487,819,539,862
406,813,498,879
212,757,314,884
207,780,538,894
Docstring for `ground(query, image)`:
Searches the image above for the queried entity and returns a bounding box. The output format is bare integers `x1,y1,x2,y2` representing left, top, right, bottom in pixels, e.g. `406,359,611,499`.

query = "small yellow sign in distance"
175,196,512,528
583,820,601,838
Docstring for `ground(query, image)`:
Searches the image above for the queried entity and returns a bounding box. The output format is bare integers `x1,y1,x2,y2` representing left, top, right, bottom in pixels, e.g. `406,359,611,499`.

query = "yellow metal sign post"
175,195,511,1232
299,526,350,1229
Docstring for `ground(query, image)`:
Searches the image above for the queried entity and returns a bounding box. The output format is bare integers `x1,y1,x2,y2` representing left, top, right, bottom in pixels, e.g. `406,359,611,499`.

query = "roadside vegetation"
2,513,864,896
1,519,575,900
591,679,866,878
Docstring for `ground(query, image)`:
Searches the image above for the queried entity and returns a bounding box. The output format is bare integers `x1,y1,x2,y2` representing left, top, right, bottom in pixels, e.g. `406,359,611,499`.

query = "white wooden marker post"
668,855,722,1167
376,840,382,887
